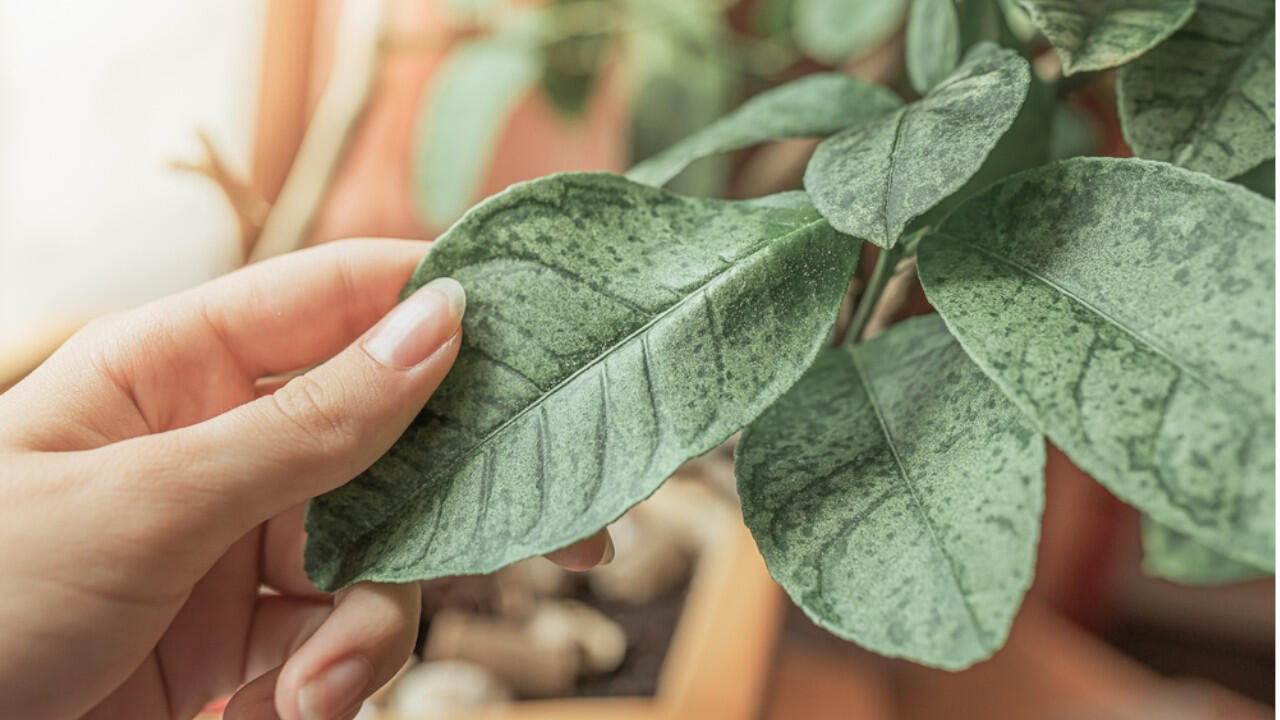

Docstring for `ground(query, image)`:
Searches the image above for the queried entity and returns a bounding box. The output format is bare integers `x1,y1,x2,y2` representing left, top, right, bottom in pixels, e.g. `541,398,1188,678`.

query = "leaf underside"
804,43,1030,248
1141,516,1271,585
1117,0,1276,179
627,73,902,188
919,157,1276,569
305,174,861,591
1019,0,1195,74
736,314,1045,670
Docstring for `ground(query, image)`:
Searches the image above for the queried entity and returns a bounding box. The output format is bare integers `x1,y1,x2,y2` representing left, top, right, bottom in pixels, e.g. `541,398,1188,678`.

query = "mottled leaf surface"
907,0,962,93
1117,0,1276,179
792,0,909,63
1018,0,1195,74
627,73,902,188
736,315,1045,669
306,174,860,590
804,44,1029,248
918,158,1276,568
412,39,542,228
1142,517,1271,585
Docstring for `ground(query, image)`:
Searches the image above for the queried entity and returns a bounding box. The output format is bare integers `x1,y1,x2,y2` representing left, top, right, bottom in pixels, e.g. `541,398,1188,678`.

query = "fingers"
172,238,431,378
545,529,615,571
0,239,429,447
92,277,465,545
276,582,420,720
224,666,283,720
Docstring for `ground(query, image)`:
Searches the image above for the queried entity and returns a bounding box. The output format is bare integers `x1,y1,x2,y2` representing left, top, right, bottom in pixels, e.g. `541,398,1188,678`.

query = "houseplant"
304,0,1276,670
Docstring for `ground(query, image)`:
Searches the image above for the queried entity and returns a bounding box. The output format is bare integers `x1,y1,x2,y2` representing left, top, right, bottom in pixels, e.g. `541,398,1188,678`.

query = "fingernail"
363,277,466,369
598,533,615,566
298,656,373,720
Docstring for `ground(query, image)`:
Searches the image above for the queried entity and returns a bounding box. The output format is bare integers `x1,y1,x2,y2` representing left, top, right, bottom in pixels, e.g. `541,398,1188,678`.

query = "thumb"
107,277,465,543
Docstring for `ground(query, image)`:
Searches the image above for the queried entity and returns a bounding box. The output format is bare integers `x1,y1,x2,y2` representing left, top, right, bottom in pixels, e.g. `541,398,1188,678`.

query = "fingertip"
276,583,420,720
544,529,614,572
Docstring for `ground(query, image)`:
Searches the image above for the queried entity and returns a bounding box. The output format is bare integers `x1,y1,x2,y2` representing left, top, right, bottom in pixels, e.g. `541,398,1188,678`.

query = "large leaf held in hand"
1018,0,1195,74
1141,517,1271,585
627,73,902,188
907,0,962,93
792,0,909,63
919,157,1276,568
804,44,1029,248
736,315,1045,669
1117,0,1276,179
306,174,860,590
411,39,542,228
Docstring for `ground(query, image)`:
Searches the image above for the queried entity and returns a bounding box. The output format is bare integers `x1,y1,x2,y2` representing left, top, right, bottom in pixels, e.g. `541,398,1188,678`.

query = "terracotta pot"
269,0,629,246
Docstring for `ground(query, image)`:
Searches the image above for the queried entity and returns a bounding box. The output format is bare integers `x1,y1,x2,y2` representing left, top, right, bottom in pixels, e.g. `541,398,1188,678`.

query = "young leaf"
792,0,910,64
305,174,861,591
736,314,1045,670
627,73,903,188
1018,0,1195,75
918,157,1276,569
804,43,1029,248
411,39,542,229
1141,517,1271,585
1117,0,1276,179
907,0,962,94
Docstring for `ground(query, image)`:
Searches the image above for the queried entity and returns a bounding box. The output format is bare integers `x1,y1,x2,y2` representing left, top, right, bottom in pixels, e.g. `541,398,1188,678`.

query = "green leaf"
1116,0,1276,179
907,0,962,94
1142,517,1271,585
959,0,1020,50
736,314,1045,669
1048,102,1102,160
540,0,612,116
1232,158,1275,199
755,0,798,35
627,73,903,188
305,174,861,591
1018,0,1195,75
804,44,1030,248
411,39,542,229
792,0,910,64
625,15,736,196
918,157,1276,569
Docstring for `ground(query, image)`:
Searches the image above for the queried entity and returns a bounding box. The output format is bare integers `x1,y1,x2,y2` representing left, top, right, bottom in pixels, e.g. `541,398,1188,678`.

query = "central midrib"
848,347,991,652
334,215,833,571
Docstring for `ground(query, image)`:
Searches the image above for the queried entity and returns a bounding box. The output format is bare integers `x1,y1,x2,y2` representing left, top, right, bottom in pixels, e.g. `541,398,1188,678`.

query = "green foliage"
313,0,1277,669
805,44,1029,248
737,315,1044,669
1142,517,1270,585
628,73,902,188
792,0,910,63
1117,0,1276,179
1019,0,1195,74
919,158,1275,569
412,38,541,228
907,0,962,93
305,175,859,590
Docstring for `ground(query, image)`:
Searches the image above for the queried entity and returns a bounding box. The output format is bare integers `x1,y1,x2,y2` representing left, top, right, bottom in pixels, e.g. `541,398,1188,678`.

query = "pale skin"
0,239,610,720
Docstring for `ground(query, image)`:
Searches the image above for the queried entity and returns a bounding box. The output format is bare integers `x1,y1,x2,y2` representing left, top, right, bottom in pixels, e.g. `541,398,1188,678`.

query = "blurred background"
1,1,1273,718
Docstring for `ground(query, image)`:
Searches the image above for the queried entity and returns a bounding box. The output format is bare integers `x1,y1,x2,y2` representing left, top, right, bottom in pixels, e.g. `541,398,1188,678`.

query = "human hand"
0,239,611,720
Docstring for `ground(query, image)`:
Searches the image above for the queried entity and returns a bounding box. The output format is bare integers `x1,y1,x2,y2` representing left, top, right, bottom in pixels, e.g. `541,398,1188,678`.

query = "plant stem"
845,245,901,345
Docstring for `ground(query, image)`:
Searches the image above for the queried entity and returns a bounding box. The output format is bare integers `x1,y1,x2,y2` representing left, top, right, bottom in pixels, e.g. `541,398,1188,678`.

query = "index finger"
180,238,429,377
